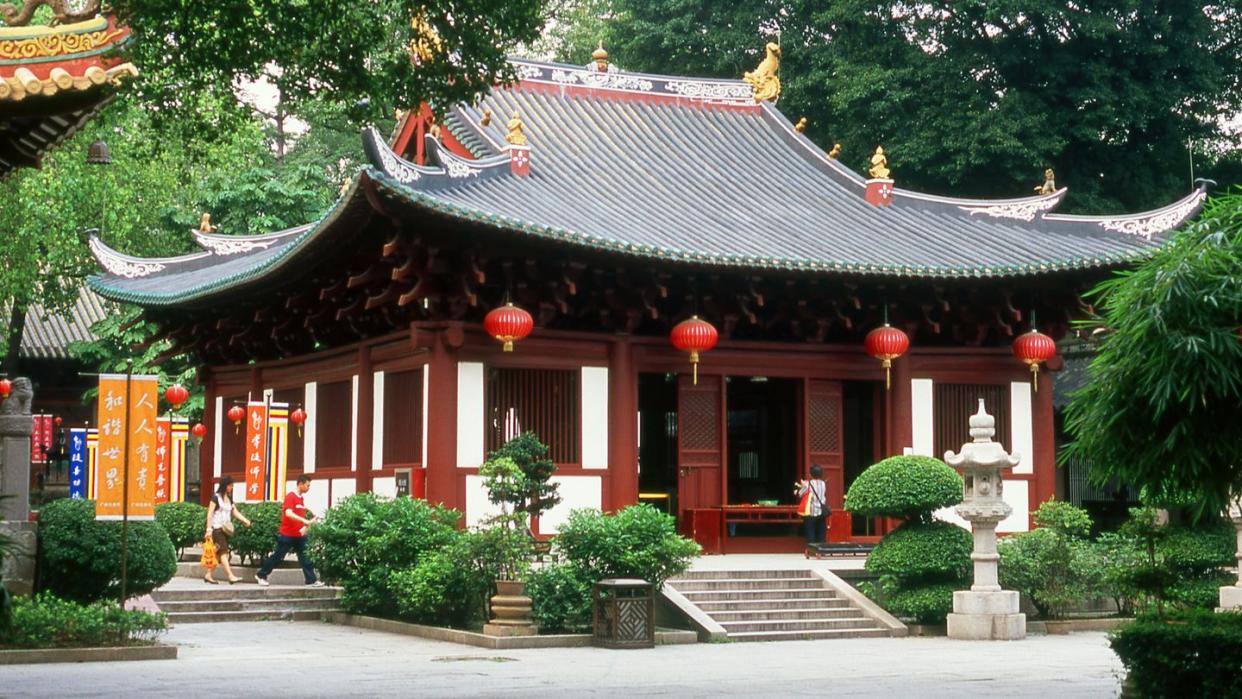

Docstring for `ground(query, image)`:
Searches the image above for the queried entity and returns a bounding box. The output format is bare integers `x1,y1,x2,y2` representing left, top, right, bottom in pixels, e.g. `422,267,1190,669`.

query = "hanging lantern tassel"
1013,330,1057,393
671,316,718,386
864,324,910,391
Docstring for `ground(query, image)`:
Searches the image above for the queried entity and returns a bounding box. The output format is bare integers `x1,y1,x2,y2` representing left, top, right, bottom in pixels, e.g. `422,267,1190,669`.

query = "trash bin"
592,578,655,649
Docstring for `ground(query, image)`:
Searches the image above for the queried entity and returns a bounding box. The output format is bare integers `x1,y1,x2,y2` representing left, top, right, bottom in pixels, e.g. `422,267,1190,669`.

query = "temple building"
87,56,1206,552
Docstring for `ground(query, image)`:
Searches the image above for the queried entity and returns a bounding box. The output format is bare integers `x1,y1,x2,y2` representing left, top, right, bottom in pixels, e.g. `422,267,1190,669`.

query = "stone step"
176,562,312,586
718,617,877,633
166,609,336,624
670,578,826,592
671,570,817,581
727,627,892,642
152,587,341,602
708,607,861,622
156,597,341,613
695,598,851,612
677,588,837,602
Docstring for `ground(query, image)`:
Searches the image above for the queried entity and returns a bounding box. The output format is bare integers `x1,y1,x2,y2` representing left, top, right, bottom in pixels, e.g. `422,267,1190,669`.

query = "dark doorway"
637,373,678,517
843,381,878,536
726,377,799,505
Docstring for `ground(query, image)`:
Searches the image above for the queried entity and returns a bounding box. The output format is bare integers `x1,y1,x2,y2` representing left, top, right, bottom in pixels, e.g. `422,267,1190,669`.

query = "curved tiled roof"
88,58,1208,307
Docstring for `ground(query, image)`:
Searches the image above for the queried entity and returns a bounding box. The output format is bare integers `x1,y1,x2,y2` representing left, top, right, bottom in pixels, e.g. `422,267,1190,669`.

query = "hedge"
154,501,207,558
1111,610,1242,698
866,520,973,580
844,456,963,520
2,593,166,649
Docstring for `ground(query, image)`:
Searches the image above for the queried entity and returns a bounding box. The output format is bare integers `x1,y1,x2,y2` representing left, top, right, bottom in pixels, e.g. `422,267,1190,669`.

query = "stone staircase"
151,585,343,624
666,570,897,642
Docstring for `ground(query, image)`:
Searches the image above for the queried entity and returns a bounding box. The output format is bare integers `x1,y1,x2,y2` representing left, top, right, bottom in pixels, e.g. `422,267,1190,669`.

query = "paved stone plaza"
2,621,1124,697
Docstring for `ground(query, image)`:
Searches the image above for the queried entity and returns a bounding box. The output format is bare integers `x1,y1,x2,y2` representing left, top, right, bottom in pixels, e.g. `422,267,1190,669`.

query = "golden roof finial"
479,108,492,128
409,11,444,65
198,213,217,233
742,41,781,102
827,143,841,160
1035,168,1056,194
869,146,890,179
794,117,807,133
505,111,527,146
592,41,610,72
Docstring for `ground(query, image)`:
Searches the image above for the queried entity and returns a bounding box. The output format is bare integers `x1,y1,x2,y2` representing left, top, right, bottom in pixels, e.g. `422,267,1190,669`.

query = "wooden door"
677,375,724,519
806,380,845,538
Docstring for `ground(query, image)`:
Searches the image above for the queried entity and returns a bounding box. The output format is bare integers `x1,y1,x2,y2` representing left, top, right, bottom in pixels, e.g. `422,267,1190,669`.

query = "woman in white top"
204,476,252,584
795,464,828,545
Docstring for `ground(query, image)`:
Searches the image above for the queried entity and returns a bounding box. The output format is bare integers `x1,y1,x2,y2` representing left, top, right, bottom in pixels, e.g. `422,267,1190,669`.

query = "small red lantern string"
290,407,308,438
670,315,718,385
864,317,910,390
226,404,245,434
483,302,534,352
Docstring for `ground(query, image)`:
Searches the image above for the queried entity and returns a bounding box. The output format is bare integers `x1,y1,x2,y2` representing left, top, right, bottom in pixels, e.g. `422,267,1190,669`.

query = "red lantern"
53,416,63,427
290,407,308,438
1013,330,1057,391
191,423,208,439
226,404,245,434
483,302,534,352
864,324,910,390
670,316,718,385
0,378,10,402
165,384,189,410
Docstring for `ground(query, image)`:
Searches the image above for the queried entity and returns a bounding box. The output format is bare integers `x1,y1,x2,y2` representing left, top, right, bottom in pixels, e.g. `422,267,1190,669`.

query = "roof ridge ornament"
505,111,527,146
1035,168,1056,195
742,41,781,102
198,212,217,233
865,146,894,207
588,41,615,73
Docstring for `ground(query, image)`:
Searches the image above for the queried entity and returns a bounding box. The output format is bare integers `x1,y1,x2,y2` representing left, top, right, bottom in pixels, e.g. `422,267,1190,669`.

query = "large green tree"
557,0,1242,213
1063,192,1242,515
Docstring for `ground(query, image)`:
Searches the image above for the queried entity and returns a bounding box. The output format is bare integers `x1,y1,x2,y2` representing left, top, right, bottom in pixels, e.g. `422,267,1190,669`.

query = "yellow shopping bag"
200,536,218,570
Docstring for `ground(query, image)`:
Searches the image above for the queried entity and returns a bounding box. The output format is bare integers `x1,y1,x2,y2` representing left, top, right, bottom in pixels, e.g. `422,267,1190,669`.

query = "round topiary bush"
844,455,963,521
867,520,973,579
883,582,958,624
37,498,177,603
154,501,207,558
229,501,283,566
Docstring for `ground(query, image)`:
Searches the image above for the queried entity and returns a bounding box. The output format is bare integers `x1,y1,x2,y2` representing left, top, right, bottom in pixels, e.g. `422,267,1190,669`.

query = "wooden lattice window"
383,369,423,467
808,391,842,455
934,383,1011,460
485,368,578,464
315,380,353,470
679,389,718,452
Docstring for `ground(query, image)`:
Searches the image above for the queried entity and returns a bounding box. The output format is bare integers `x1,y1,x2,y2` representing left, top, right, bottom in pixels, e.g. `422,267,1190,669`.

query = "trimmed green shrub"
867,520,973,580
880,582,958,625
309,493,460,618
998,501,1100,619
528,564,593,633
229,501,282,565
554,505,700,586
2,593,166,649
154,501,207,558
37,499,177,604
844,456,963,521
392,538,487,628
1110,610,1242,698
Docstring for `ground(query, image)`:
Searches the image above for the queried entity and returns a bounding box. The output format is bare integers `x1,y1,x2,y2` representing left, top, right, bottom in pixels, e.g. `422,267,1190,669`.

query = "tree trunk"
2,305,26,377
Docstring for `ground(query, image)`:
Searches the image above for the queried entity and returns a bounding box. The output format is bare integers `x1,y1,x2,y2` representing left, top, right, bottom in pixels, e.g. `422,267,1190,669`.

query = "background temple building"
88,58,1206,552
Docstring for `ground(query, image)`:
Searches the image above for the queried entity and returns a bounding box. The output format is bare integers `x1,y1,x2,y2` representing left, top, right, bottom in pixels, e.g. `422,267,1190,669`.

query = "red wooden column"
355,345,374,495
1032,369,1056,506
423,328,460,507
607,338,637,511
887,353,913,456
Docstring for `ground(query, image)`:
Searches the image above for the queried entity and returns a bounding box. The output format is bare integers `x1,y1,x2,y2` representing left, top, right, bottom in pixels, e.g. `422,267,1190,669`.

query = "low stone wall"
0,644,177,665
327,612,698,649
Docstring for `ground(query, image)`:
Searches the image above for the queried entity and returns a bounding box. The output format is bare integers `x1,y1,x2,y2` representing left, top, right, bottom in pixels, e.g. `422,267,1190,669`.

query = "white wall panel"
303,382,317,473
465,474,503,527
302,479,328,515
372,371,385,471
998,480,1031,533
538,476,603,533
421,368,429,467
372,476,397,498
581,367,609,469
1009,381,1034,475
911,378,935,456
330,477,356,507
350,374,359,471
457,362,485,468
212,396,223,478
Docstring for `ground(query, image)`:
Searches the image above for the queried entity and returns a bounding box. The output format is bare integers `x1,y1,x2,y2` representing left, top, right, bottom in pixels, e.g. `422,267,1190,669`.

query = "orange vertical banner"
94,375,128,519
153,417,171,505
244,401,268,502
126,376,159,520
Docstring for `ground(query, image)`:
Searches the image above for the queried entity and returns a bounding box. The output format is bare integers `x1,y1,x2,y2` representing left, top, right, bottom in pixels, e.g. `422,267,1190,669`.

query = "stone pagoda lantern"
1220,496,1242,610
944,399,1026,640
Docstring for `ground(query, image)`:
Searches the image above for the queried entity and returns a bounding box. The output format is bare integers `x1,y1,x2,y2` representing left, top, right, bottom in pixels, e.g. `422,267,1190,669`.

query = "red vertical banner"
126,377,159,520
154,417,171,505
31,415,52,463
95,376,129,519
244,402,268,502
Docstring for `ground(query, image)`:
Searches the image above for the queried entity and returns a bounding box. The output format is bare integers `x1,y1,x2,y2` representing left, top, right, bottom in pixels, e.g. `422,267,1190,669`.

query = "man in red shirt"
255,474,323,587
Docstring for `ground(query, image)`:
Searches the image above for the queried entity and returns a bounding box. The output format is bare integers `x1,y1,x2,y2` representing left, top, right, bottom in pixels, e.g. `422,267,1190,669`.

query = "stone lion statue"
0,377,32,417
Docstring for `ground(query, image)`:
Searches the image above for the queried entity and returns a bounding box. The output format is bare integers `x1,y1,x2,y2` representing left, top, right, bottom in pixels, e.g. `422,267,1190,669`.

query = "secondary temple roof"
88,57,1208,308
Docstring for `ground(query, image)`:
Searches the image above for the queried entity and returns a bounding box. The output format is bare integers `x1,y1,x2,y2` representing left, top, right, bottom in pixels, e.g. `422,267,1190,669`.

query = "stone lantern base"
946,590,1026,641
1219,586,1242,611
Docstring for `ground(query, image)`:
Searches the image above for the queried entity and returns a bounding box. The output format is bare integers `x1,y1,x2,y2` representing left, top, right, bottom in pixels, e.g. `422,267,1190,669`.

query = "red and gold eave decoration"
1013,329,1057,392
226,404,245,434
671,316,718,385
864,324,910,390
484,302,534,352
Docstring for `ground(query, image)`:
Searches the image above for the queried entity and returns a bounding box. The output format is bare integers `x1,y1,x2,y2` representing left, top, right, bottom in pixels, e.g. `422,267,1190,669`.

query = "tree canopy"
1063,192,1242,516
548,0,1242,214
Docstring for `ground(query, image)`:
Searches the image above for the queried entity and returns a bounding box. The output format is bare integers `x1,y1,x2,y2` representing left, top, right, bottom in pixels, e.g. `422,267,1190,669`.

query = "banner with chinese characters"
31,414,53,463
169,418,189,503
86,428,98,499
154,418,171,504
68,428,87,499
243,402,268,502
94,374,159,520
266,403,289,501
